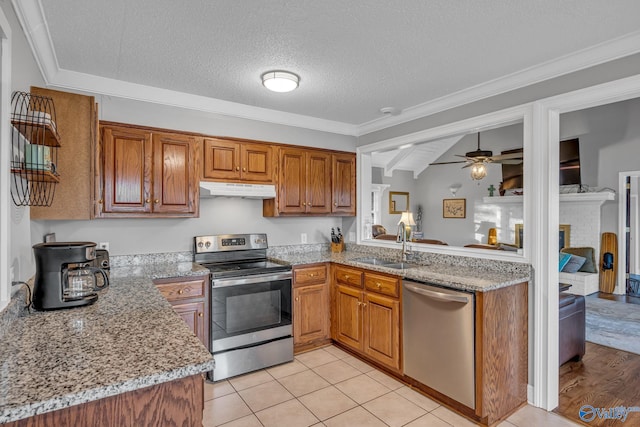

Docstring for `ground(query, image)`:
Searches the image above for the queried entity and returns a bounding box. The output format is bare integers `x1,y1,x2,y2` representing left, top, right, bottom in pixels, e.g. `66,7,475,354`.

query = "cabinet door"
278,148,307,214
30,87,96,220
152,132,197,214
306,151,331,214
294,284,330,346
172,301,207,347
102,126,152,213
363,292,401,371
331,153,356,215
241,143,274,183
334,284,364,351
203,138,241,180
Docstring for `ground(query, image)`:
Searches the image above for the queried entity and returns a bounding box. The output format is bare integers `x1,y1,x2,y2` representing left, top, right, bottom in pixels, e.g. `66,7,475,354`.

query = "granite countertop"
0,262,214,424
270,250,530,292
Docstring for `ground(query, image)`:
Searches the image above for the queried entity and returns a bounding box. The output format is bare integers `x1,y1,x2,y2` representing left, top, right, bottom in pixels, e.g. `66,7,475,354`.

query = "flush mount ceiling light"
261,71,299,93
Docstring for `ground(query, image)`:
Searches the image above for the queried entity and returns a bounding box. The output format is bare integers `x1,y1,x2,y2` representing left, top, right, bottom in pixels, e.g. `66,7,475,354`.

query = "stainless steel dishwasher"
402,280,475,409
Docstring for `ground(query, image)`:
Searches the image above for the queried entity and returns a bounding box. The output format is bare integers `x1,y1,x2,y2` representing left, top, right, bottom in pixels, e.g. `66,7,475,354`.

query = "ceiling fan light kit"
470,162,487,180
429,132,523,181
261,71,299,92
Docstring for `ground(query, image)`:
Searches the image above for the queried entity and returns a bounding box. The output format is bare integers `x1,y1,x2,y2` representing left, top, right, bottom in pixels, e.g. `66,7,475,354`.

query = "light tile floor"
203,346,580,427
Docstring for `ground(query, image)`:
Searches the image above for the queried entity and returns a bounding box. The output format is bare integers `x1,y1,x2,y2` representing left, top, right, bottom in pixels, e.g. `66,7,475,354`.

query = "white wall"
34,198,343,254
371,168,417,234
413,124,524,247
1,0,46,284
560,98,640,234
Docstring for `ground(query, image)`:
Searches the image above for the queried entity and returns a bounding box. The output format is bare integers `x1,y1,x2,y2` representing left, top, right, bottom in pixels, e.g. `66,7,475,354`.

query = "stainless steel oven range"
194,233,293,381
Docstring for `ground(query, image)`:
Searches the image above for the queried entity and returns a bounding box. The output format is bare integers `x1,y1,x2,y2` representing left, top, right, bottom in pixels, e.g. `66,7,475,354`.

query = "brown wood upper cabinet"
331,153,356,215
264,148,356,217
30,87,98,220
99,123,199,217
202,138,274,183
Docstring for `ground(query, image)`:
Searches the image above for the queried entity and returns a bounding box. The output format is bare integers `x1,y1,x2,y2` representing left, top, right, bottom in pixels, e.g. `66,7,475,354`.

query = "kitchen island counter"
270,248,529,292
0,262,214,424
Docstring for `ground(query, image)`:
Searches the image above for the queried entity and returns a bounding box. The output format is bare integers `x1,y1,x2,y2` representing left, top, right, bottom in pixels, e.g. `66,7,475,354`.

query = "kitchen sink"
382,262,419,270
353,257,394,266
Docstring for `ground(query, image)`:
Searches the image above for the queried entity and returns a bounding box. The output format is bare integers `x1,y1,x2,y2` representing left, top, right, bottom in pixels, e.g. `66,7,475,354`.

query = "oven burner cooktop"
193,233,291,280
202,260,291,279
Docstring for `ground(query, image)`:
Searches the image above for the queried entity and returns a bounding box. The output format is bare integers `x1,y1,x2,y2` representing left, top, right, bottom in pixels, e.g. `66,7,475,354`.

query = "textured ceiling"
38,0,640,126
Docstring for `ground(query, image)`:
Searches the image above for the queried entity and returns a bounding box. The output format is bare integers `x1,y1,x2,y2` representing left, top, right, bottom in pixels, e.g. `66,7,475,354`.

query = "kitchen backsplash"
109,251,193,267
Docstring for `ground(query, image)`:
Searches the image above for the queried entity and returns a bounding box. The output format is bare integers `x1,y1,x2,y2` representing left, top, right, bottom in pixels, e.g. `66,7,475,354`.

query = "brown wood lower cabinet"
4,374,204,427
293,263,330,351
154,276,209,348
331,265,402,372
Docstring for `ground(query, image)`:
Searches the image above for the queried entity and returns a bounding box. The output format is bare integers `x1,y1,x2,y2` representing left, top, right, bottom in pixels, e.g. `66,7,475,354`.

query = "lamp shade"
470,162,487,180
398,211,416,226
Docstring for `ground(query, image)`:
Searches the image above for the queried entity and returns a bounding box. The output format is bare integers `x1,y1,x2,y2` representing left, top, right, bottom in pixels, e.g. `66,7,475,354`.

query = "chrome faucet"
397,221,412,262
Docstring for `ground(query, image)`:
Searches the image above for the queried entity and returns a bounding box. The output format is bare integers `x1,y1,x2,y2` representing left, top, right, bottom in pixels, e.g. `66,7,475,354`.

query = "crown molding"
355,30,640,136
13,0,640,138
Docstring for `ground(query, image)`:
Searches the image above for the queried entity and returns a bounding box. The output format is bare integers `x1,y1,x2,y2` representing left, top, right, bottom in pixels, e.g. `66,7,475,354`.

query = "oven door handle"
212,272,292,287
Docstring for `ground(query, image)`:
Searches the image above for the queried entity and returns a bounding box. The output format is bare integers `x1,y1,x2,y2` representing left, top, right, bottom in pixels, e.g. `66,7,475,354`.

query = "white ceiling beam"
413,135,465,178
384,146,419,177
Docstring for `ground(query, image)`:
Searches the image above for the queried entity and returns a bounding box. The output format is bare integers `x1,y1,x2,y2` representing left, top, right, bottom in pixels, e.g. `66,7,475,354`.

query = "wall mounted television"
501,138,581,190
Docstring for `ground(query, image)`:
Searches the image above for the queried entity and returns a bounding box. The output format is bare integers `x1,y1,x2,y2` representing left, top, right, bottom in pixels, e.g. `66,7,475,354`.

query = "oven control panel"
194,233,269,254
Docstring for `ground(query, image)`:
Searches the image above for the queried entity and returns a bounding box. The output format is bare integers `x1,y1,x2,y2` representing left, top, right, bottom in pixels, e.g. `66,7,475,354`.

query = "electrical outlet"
10,266,15,282
300,233,307,244
98,242,110,251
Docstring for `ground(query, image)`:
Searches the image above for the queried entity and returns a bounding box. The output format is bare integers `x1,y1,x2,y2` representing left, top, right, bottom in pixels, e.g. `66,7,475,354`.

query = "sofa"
559,289,586,365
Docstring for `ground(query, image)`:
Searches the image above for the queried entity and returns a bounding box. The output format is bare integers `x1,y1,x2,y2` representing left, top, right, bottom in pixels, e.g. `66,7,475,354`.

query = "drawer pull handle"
334,202,338,206
236,166,240,171
154,199,159,204
145,199,151,204
242,167,246,172
344,275,350,280
362,303,367,307
178,289,184,295
295,297,299,302
309,273,316,277
198,312,203,317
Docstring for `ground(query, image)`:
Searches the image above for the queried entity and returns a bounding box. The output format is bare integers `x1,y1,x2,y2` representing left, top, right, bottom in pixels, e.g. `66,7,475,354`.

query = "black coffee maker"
32,242,109,310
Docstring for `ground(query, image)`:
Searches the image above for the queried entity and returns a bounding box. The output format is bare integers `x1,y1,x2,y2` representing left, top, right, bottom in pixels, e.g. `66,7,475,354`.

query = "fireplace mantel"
483,191,615,205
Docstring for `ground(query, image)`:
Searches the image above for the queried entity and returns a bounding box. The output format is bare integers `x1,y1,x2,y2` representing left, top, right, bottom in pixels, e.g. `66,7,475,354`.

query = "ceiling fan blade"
461,163,474,169
493,159,523,165
429,160,468,165
492,152,523,161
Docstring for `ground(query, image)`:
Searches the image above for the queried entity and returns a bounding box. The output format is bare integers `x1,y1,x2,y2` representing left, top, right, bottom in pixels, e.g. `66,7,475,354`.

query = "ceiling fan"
430,133,523,168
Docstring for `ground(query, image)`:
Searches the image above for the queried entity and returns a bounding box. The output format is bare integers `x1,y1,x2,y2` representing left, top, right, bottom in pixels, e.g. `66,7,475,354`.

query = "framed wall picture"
514,223,570,249
443,198,466,219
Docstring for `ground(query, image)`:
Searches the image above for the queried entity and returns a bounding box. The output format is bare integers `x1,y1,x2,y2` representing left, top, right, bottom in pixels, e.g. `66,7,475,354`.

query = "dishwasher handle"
403,282,470,304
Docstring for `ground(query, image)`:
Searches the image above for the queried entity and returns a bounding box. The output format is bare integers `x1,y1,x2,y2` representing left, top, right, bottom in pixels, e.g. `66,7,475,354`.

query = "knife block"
331,240,344,253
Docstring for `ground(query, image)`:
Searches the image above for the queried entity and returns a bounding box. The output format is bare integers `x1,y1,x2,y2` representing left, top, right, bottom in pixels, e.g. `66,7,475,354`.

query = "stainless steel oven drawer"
209,336,293,381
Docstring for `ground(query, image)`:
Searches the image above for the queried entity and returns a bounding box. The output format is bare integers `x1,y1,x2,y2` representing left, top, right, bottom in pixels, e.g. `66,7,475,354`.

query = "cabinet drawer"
156,279,206,302
294,264,327,286
334,266,363,288
364,272,400,298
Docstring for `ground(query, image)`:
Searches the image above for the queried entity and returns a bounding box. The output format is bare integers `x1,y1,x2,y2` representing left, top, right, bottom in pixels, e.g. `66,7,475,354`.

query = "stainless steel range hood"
199,182,276,199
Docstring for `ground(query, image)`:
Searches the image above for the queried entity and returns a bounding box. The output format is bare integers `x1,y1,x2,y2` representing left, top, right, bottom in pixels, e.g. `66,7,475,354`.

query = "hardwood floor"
596,291,640,306
555,341,640,426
